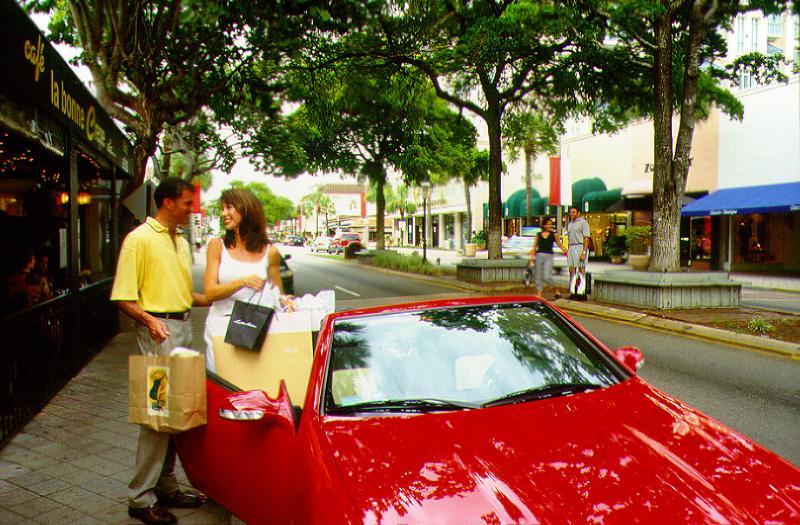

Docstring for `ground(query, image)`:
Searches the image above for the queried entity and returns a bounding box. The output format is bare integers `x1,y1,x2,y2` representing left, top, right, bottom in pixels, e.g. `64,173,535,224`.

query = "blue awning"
681,182,800,216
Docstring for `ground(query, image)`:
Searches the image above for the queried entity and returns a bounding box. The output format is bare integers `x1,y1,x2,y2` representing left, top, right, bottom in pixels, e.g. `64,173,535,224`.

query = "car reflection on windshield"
324,303,624,415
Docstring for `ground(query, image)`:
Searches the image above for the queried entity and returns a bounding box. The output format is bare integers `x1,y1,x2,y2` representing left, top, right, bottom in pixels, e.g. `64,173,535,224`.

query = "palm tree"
386,185,417,246
302,190,335,236
504,113,559,225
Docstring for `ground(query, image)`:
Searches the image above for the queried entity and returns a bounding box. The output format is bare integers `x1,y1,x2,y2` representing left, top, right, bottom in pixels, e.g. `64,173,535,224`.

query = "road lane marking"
335,285,361,297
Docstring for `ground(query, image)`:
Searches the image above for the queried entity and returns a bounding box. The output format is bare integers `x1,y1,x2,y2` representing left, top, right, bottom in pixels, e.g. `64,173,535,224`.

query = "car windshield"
343,234,359,240
324,303,623,414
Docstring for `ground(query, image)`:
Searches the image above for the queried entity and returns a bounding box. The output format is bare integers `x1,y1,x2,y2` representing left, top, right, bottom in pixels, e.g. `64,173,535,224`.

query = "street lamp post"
421,181,431,264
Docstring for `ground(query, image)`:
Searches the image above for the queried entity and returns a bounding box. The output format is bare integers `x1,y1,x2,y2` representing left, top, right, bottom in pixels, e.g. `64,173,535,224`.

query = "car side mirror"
283,254,291,261
219,380,295,431
613,346,644,373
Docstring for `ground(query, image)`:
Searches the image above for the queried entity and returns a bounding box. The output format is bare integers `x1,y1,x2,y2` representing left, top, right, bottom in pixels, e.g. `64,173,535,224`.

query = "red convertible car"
176,296,800,524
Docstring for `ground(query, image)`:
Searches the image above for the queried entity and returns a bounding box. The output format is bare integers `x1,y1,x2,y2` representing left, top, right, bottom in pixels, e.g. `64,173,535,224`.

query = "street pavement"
0,245,797,523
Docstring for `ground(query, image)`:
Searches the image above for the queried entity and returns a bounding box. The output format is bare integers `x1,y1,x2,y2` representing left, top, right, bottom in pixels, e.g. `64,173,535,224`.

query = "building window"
767,43,783,56
767,14,782,36
739,72,752,89
737,16,745,53
751,18,759,52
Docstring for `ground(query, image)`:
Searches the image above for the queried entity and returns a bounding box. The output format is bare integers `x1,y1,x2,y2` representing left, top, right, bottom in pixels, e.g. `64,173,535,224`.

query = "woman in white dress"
203,188,286,372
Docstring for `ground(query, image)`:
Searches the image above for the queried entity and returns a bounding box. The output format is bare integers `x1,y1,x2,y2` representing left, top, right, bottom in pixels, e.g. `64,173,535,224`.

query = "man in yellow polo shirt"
112,177,210,525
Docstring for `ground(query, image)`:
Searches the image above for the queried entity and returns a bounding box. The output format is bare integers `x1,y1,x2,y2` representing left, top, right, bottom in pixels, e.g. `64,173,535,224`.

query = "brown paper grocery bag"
129,353,207,433
212,310,313,403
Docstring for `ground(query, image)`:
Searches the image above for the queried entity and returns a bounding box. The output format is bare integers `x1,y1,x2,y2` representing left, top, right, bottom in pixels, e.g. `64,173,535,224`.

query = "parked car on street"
312,236,332,253
279,253,294,295
175,296,800,524
328,233,361,254
503,234,537,258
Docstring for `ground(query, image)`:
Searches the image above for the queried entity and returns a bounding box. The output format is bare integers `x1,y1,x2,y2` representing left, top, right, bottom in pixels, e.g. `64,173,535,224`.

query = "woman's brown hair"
220,189,270,253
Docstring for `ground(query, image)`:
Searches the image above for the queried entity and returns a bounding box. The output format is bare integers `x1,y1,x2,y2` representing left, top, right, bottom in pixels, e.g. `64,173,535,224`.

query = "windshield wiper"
483,383,603,408
335,398,480,414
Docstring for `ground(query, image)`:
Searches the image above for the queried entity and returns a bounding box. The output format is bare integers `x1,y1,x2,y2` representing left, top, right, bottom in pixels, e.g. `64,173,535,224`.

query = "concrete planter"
627,254,650,270
456,258,529,284
594,270,741,309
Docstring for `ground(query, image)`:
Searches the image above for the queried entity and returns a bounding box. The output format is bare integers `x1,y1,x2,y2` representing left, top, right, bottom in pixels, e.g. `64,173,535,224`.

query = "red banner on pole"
549,158,561,206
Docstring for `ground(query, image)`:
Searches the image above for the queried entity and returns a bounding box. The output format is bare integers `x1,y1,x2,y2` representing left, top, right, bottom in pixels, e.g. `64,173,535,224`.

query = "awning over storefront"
681,182,800,216
572,178,606,208
582,188,622,213
504,189,541,218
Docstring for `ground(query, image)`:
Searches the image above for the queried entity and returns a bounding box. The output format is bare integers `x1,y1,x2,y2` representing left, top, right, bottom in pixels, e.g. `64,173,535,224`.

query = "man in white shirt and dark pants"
566,206,590,298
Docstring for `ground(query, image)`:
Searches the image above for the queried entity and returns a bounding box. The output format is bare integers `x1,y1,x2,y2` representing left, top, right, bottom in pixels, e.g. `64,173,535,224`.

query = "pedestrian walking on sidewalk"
527,217,568,298
566,206,591,299
203,188,289,373
111,177,211,525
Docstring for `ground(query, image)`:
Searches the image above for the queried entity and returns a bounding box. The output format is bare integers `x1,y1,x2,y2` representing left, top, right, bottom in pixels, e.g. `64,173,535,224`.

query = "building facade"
0,0,133,444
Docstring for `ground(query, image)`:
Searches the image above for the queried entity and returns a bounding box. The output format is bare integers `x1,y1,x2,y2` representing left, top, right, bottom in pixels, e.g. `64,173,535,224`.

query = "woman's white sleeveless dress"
203,243,276,372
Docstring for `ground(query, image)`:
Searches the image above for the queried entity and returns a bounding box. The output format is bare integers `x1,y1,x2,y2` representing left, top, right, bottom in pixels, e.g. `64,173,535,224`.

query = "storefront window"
0,128,68,316
736,214,774,263
690,217,712,261
77,152,116,286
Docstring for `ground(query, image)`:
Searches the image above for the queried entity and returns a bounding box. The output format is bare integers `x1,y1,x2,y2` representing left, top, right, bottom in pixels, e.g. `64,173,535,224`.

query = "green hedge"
372,251,440,276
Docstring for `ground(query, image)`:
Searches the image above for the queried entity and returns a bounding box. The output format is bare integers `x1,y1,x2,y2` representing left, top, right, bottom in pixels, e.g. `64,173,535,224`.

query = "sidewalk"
0,311,235,525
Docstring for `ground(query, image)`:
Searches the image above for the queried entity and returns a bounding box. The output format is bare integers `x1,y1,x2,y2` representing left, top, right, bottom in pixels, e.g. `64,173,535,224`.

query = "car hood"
322,380,800,524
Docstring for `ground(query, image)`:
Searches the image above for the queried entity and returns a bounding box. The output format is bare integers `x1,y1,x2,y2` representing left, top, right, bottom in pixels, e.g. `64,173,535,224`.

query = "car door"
174,372,298,524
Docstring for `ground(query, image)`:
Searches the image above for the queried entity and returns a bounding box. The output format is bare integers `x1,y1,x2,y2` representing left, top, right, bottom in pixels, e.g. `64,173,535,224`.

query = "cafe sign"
2,0,130,172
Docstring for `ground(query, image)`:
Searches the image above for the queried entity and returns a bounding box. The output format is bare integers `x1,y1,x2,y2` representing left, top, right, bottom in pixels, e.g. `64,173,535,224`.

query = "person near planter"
527,218,567,299
567,206,591,297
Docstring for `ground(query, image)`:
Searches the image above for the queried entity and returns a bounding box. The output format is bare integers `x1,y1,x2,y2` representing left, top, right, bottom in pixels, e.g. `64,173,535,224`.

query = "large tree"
24,0,312,187
586,0,790,271
358,0,595,258
269,63,474,251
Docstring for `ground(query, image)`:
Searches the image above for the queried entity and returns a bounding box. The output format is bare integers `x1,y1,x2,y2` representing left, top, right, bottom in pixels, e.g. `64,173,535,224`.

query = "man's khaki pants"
128,319,193,509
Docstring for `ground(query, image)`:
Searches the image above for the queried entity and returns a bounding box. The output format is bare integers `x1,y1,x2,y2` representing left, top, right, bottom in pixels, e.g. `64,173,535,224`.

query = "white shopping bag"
570,272,587,296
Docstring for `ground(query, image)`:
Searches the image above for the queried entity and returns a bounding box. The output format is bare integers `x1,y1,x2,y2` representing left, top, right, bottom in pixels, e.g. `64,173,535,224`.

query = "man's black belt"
147,311,190,321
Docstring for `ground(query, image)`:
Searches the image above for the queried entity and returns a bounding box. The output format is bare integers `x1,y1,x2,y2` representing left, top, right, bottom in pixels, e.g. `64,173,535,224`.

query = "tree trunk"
316,206,320,235
399,210,405,246
650,11,676,272
653,4,707,272
486,102,504,260
524,144,533,226
375,173,386,251
463,180,472,247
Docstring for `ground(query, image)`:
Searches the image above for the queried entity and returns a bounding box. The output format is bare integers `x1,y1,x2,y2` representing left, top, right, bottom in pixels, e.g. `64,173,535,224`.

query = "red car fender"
290,411,360,525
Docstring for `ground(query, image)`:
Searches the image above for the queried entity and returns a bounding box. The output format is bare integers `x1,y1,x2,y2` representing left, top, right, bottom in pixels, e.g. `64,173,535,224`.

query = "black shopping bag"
224,300,275,351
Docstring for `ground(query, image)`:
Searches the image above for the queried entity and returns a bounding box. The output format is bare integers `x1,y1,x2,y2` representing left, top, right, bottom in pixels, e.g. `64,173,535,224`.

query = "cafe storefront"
0,0,132,444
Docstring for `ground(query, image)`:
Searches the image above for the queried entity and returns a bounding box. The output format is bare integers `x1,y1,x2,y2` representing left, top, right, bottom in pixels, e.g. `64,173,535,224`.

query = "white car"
312,236,332,253
504,235,536,258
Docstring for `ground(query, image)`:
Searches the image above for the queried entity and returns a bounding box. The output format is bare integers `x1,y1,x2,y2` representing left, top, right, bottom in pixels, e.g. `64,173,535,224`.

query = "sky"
203,163,356,205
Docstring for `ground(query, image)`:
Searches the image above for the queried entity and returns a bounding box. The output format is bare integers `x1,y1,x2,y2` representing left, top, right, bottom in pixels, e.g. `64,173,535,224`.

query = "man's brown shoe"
157,489,208,509
128,505,177,524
